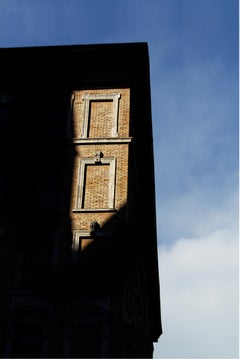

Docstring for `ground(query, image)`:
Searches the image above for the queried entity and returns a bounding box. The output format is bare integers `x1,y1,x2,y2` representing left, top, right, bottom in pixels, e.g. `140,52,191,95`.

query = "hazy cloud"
154,225,239,358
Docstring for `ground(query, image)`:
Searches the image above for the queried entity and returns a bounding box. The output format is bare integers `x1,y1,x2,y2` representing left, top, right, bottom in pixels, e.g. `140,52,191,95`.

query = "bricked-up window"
70,89,131,140
75,157,116,211
82,93,120,138
88,100,113,138
83,164,110,209
71,231,95,263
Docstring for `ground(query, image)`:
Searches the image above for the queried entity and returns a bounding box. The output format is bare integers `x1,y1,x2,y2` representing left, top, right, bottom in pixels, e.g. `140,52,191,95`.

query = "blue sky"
0,0,238,358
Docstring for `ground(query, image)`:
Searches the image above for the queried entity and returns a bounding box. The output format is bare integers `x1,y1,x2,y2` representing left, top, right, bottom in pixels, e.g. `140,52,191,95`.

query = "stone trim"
71,229,91,252
72,208,117,213
71,229,111,254
82,93,121,138
74,157,116,211
68,137,132,144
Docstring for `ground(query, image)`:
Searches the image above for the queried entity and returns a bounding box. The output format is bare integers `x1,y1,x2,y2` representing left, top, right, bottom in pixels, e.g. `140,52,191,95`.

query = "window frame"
74,157,116,212
81,93,121,138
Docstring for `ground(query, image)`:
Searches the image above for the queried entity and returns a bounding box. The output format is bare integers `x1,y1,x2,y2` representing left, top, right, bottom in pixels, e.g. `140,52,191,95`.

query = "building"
0,42,162,358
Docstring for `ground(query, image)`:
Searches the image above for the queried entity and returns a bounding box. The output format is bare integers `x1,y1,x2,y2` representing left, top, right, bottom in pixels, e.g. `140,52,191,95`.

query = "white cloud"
153,227,239,358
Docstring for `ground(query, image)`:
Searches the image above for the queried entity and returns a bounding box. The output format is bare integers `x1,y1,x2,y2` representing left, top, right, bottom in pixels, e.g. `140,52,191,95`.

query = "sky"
0,0,238,358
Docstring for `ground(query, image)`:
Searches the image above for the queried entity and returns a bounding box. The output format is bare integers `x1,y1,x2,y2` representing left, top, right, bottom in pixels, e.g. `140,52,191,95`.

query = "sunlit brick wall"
72,88,130,138
70,88,130,232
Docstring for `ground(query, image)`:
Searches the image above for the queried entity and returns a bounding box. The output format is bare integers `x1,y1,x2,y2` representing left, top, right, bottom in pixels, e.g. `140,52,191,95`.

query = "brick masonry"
70,88,130,232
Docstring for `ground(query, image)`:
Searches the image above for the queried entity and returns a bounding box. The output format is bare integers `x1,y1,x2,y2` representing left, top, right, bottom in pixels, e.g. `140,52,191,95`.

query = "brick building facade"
0,43,162,358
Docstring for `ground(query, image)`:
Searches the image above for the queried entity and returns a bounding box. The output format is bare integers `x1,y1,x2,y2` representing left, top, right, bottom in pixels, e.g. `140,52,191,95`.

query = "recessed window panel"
75,157,116,211
83,164,110,209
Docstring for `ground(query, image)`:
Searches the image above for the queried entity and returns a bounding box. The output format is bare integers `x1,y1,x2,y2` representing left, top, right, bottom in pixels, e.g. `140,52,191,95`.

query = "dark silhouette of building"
0,42,162,358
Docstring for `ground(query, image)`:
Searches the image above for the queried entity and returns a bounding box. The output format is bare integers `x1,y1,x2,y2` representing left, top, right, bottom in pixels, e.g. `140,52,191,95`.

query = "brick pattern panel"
83,164,110,209
88,101,112,138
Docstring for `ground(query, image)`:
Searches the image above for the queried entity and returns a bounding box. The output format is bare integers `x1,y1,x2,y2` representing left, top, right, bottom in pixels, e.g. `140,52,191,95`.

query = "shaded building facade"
0,42,162,358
